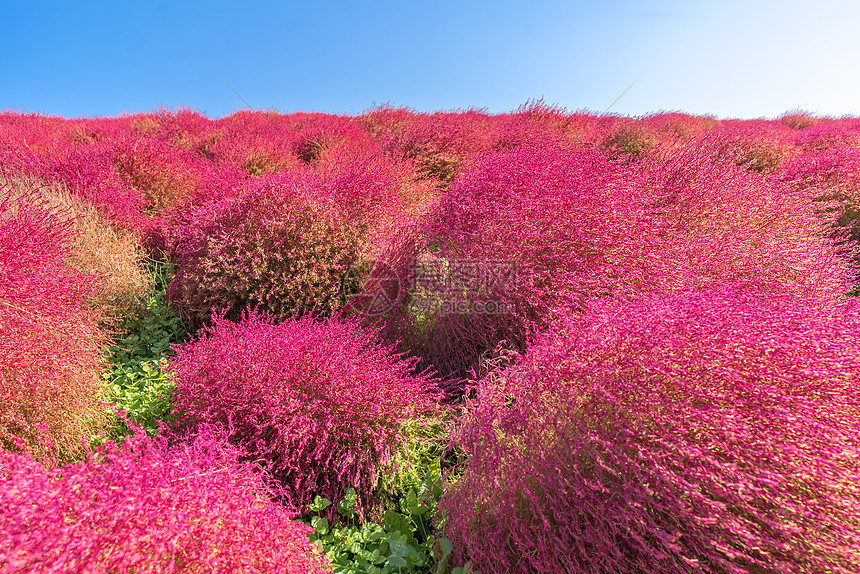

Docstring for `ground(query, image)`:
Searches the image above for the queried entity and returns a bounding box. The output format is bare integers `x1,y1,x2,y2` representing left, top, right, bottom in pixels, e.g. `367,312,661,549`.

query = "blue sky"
2,0,858,120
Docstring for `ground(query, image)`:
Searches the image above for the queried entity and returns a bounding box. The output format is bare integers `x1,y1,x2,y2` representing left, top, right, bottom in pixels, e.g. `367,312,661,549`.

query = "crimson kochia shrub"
440,285,860,574
168,309,447,521
406,140,656,384
637,137,858,301
0,424,329,573
167,170,364,328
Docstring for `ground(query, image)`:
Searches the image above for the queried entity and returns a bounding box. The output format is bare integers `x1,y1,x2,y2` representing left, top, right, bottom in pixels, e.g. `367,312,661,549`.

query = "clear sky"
2,0,858,120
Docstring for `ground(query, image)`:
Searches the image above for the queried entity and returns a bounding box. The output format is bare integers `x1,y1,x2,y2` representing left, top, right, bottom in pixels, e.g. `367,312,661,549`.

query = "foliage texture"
0,424,331,574
168,309,447,521
441,285,860,574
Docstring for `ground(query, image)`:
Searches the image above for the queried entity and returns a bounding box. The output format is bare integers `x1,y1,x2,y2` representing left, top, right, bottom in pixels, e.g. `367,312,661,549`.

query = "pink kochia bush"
709,121,799,173
315,148,429,237
108,134,204,215
495,101,600,149
440,285,860,574
42,140,150,232
167,170,363,328
167,309,446,520
0,181,108,461
407,140,654,382
362,106,501,186
0,424,330,574
636,138,858,301
781,144,860,250
207,110,304,177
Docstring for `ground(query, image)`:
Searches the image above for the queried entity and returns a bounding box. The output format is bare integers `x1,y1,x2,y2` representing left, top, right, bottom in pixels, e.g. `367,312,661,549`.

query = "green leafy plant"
101,260,188,438
103,356,176,438
304,459,475,574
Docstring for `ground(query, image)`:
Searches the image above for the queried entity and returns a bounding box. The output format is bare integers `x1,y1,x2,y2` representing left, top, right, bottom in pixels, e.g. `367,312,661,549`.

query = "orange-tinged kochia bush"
168,309,446,521
601,117,660,161
167,170,364,328
151,106,214,152
38,131,232,253
0,181,109,461
779,111,818,131
4,174,151,319
639,112,719,142
440,285,860,574
208,125,303,177
363,106,501,187
110,134,202,214
0,424,331,574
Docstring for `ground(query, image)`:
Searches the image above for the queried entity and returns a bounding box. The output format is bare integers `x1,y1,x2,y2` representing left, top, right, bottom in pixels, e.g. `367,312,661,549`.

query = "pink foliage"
402,140,648,383
207,110,304,177
167,309,445,520
636,137,858,301
293,114,380,166
166,169,364,327
364,106,502,185
365,106,498,156
781,144,860,200
316,147,432,238
397,135,855,386
107,134,230,252
0,180,107,460
441,284,860,574
639,112,719,141
780,144,860,263
151,106,214,152
495,100,600,148
778,111,819,131
710,120,800,173
0,112,74,164
4,108,860,572
57,115,138,149
0,424,330,573
793,119,860,151
45,141,149,232
109,134,203,213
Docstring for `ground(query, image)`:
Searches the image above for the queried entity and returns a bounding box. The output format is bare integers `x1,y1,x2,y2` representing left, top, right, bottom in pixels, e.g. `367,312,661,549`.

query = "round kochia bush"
168,309,447,520
637,137,858,302
407,140,652,383
0,425,330,574
440,285,860,574
167,171,363,328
